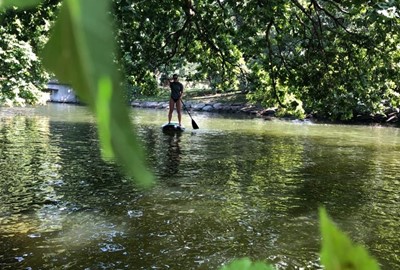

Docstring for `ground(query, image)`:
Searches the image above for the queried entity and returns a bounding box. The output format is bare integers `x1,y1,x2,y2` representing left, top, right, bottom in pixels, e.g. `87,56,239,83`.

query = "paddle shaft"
181,100,199,129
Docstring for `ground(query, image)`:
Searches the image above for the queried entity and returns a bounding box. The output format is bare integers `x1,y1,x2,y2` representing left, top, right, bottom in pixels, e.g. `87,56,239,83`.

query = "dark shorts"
171,97,180,103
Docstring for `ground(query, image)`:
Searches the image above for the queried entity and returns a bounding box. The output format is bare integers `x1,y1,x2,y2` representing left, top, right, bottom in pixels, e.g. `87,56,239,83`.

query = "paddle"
181,100,199,129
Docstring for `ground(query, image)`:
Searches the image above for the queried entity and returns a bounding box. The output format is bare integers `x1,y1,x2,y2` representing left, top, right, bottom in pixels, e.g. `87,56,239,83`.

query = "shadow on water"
0,105,399,270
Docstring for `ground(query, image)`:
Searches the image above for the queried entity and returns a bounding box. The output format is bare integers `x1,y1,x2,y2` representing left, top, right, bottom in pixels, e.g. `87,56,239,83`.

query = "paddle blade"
192,119,199,129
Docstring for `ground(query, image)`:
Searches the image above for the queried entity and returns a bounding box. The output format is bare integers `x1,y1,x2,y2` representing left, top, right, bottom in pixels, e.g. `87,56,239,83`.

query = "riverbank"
132,91,286,121
131,92,400,126
43,82,400,126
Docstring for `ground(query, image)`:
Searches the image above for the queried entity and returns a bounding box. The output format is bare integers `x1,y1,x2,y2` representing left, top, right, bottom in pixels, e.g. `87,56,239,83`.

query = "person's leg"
168,98,174,123
176,100,182,126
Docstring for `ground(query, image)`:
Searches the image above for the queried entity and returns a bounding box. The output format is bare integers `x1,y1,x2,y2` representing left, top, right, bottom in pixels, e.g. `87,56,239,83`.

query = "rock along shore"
130,100,278,119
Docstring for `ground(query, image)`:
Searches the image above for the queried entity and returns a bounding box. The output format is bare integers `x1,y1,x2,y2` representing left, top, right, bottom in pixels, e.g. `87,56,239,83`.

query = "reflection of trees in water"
190,132,378,222
190,133,308,220
192,131,399,269
293,142,400,270
293,143,371,214
184,132,397,267
0,117,64,232
0,117,58,182
48,121,135,208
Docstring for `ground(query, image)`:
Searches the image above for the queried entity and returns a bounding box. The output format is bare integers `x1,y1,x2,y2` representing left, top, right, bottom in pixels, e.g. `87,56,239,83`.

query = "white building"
47,81,79,103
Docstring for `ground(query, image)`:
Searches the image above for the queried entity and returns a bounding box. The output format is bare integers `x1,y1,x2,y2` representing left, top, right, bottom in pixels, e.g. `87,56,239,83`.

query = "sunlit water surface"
0,104,399,269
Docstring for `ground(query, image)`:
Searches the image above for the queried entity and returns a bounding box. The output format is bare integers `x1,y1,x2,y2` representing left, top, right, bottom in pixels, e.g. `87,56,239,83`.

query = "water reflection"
161,132,182,176
140,126,184,183
0,105,399,269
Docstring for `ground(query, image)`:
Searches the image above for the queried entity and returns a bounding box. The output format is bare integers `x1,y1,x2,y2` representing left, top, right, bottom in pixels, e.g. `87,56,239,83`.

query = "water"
0,103,399,269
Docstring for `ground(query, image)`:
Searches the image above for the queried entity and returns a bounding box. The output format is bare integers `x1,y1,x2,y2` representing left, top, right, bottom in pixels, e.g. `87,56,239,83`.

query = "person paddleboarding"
167,74,184,126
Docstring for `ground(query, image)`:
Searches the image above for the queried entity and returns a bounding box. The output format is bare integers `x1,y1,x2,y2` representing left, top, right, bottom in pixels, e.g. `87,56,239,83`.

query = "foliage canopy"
2,0,400,120
113,0,400,120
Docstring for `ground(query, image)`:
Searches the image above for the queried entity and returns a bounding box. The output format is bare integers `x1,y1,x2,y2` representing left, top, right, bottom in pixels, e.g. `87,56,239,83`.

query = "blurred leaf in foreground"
319,207,380,270
220,258,275,270
41,0,154,187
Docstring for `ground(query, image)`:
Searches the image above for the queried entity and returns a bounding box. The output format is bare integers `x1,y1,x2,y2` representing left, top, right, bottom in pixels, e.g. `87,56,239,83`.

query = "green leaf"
41,0,154,187
220,258,275,270
0,0,42,10
319,208,380,270
97,76,113,159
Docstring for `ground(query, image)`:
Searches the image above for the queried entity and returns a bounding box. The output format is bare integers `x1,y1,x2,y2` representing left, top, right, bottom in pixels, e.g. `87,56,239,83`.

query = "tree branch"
265,20,285,108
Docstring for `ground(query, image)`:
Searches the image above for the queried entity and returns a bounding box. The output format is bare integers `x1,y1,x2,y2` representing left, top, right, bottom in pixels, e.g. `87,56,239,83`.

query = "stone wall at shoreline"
131,100,278,118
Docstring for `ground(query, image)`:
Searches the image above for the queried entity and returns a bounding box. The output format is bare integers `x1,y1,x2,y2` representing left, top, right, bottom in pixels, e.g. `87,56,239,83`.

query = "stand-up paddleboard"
162,122,185,133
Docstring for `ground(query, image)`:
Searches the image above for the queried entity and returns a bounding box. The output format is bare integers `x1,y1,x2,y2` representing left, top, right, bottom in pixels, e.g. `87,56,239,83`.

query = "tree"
0,0,61,105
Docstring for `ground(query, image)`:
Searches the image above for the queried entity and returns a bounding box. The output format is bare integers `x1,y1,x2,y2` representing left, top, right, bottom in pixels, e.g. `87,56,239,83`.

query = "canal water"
0,103,399,269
